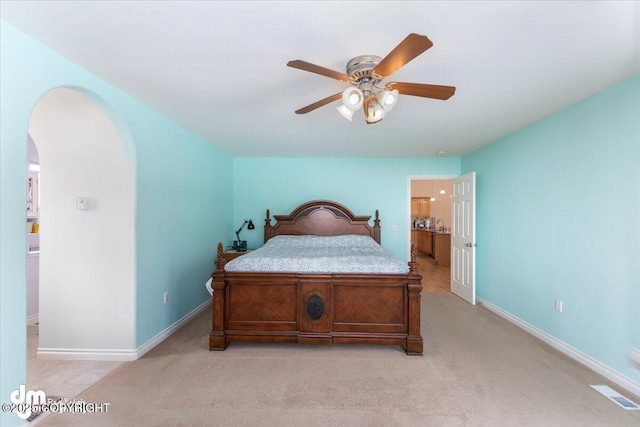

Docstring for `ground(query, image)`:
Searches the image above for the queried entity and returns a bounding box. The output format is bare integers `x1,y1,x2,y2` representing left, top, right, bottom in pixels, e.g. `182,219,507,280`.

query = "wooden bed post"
406,244,423,355
209,242,228,351
373,209,381,244
264,208,272,243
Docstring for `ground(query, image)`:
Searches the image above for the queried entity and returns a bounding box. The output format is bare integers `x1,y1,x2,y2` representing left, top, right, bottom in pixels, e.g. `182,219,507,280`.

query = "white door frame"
406,175,457,261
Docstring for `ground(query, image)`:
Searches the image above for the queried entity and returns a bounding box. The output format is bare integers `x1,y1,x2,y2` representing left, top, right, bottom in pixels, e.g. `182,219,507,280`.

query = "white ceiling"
2,1,639,157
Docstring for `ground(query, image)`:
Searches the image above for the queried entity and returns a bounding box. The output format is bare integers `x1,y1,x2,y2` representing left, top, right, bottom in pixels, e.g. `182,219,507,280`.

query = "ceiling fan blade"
287,60,351,82
372,33,434,78
388,82,456,100
295,93,343,114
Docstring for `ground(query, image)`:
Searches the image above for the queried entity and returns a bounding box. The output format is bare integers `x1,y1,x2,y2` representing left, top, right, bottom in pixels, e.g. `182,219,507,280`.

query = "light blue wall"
1,22,232,426
233,158,461,261
462,74,640,384
133,108,232,346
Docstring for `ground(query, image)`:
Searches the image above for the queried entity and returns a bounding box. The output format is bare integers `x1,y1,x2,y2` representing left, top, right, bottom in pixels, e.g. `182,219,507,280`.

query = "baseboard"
37,299,212,362
477,297,640,399
135,298,211,359
37,347,137,361
26,313,39,326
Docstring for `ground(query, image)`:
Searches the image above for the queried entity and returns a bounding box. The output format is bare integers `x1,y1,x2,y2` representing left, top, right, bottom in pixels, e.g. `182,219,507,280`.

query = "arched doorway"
27,87,136,366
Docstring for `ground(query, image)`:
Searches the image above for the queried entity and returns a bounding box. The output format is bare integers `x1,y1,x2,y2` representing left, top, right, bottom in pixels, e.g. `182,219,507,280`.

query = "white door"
451,172,476,304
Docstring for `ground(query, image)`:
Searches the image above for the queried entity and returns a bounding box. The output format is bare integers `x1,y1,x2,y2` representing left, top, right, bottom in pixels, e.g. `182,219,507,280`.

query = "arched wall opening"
28,87,136,360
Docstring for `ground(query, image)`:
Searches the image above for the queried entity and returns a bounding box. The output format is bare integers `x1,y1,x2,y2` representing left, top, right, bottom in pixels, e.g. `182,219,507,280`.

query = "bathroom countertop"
412,228,450,234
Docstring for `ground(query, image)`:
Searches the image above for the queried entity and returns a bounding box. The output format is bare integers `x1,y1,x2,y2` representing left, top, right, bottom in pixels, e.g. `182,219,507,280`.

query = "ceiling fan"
287,33,456,125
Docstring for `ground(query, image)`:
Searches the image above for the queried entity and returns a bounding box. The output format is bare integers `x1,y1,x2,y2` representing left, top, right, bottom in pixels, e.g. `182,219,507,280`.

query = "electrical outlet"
391,224,397,232
555,298,563,312
164,292,169,304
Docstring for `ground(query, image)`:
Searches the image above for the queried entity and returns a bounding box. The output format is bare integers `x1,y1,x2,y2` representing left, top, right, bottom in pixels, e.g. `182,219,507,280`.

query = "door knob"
465,243,477,248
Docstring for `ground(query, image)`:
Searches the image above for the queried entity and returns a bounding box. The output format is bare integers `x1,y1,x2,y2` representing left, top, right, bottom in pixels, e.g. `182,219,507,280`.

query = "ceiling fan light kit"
287,33,456,124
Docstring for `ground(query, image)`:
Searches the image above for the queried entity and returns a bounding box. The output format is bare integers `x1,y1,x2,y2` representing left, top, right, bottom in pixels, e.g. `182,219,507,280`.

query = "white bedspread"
223,234,409,274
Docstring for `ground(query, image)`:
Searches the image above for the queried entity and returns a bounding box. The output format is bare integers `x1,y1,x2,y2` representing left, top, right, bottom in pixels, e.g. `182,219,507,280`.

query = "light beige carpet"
37,293,640,426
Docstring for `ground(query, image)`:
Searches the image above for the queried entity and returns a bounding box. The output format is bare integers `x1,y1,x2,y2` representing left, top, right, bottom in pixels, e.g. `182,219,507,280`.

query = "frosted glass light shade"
342,87,364,111
364,95,385,124
336,104,354,121
378,89,399,112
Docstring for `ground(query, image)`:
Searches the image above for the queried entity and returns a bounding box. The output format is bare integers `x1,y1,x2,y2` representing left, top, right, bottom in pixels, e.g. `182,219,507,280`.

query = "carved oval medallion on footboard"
305,295,325,321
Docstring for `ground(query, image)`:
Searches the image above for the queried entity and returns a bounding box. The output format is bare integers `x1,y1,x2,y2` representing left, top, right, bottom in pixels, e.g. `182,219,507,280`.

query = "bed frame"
209,200,423,355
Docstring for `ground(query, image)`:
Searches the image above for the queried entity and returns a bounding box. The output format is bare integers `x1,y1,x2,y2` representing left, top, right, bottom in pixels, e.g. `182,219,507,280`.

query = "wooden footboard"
209,243,423,355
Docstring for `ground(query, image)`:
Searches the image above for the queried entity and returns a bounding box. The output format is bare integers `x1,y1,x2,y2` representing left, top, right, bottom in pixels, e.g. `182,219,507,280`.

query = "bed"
209,200,423,355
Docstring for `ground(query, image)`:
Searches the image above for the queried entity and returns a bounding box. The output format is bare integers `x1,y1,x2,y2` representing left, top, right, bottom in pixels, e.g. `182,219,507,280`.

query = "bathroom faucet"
436,218,444,232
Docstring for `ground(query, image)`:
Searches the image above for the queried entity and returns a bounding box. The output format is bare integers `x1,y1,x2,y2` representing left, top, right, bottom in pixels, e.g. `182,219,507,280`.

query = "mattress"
223,234,409,274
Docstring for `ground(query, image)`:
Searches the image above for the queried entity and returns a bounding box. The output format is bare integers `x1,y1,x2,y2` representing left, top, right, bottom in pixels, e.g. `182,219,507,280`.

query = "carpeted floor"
36,293,640,426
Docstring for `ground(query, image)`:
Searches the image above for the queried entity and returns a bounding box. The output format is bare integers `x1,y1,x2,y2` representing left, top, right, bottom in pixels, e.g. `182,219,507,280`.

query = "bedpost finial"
408,244,419,272
265,209,271,227
215,242,225,271
374,209,380,227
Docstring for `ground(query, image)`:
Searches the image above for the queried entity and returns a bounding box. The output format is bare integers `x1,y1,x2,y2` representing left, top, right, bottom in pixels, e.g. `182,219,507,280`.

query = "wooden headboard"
264,200,381,244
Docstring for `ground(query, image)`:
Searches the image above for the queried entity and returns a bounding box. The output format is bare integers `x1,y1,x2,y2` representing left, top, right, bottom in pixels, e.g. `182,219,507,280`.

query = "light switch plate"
76,197,88,210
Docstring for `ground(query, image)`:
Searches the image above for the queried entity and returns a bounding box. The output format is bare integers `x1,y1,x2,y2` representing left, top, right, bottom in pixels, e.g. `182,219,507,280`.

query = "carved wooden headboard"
264,200,381,244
